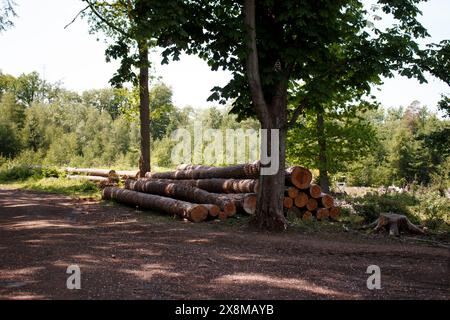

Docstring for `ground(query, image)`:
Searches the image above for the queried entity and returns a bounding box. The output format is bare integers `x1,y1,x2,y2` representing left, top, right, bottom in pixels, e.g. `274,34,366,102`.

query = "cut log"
286,166,312,189
153,163,311,190
102,187,208,223
203,204,220,218
286,187,299,199
67,174,108,182
145,162,260,180
316,208,329,221
283,197,294,209
116,170,139,179
364,213,425,237
302,211,313,222
308,184,322,198
218,193,257,215
319,193,334,208
150,178,259,194
329,207,341,220
306,198,318,211
294,192,309,208
66,167,117,178
125,179,236,216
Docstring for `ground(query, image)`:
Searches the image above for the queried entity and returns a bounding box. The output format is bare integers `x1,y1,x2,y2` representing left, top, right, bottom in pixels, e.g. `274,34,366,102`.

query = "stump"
365,213,425,236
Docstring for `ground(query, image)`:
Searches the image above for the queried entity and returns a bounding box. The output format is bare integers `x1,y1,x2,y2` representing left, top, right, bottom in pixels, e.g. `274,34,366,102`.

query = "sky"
0,0,449,111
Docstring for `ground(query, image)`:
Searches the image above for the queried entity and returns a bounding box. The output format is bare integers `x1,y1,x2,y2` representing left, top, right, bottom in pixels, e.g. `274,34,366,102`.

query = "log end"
294,192,308,208
289,166,313,189
223,201,237,217
207,204,220,218
188,205,209,223
306,198,318,211
321,194,335,208
283,197,294,209
243,194,257,215
309,184,322,198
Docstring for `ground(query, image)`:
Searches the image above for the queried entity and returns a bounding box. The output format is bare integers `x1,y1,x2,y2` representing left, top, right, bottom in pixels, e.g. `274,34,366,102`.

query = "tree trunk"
317,111,330,193
102,187,208,222
253,125,287,230
138,42,150,177
125,179,236,216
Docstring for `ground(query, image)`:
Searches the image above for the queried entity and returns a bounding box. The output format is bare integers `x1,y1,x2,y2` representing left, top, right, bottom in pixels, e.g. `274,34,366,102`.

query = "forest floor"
0,188,449,300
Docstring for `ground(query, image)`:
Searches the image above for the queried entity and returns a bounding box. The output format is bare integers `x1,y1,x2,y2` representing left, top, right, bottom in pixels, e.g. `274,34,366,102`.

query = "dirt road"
0,189,448,299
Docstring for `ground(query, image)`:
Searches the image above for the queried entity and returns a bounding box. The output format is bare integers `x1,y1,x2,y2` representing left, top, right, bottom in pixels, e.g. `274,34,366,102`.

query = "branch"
287,104,304,128
243,0,268,126
64,5,89,29
83,0,130,38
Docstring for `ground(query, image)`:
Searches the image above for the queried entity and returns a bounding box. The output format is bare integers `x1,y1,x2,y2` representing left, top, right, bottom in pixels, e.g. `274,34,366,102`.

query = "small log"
306,198,318,211
66,167,117,178
329,207,341,220
283,197,294,209
286,187,299,199
218,193,257,215
102,187,208,223
319,193,334,208
365,213,425,237
125,179,236,216
308,184,322,198
203,204,220,218
67,174,108,182
316,208,329,221
294,192,309,208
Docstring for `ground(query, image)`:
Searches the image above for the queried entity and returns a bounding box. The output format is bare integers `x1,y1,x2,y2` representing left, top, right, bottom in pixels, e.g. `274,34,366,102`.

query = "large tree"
80,0,153,176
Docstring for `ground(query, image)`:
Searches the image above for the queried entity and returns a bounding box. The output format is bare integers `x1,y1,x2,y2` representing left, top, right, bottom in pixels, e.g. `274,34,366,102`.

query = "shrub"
352,192,419,223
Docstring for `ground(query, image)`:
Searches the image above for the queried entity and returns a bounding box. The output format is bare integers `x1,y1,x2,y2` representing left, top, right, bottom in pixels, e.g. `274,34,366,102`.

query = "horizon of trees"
1,71,448,193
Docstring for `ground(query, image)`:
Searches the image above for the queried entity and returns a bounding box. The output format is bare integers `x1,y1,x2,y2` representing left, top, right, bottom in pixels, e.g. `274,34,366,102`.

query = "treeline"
1,71,449,191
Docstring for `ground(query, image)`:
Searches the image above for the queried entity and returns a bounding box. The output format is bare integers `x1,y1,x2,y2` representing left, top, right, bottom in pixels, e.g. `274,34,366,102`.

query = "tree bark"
243,0,287,230
138,41,150,177
148,178,259,194
317,111,330,193
125,179,236,216
145,163,260,180
102,187,208,222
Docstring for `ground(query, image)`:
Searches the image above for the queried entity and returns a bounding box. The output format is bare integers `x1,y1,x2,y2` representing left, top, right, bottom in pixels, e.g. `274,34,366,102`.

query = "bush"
0,163,37,181
352,192,419,223
412,192,450,229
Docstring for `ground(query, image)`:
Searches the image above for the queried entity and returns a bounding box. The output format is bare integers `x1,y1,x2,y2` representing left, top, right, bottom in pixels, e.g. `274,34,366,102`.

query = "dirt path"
0,189,448,300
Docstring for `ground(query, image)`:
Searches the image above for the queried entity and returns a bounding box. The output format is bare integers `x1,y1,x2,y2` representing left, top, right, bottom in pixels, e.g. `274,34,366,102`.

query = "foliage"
0,0,15,32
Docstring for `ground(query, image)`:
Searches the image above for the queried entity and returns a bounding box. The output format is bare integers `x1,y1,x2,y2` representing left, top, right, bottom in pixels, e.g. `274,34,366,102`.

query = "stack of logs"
100,162,341,223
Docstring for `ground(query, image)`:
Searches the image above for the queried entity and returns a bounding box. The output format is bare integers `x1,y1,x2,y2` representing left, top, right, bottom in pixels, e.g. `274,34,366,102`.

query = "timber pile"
101,162,341,223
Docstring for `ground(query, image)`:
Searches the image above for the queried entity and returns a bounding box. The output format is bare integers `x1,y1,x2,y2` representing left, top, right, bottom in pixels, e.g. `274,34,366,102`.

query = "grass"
0,177,101,199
